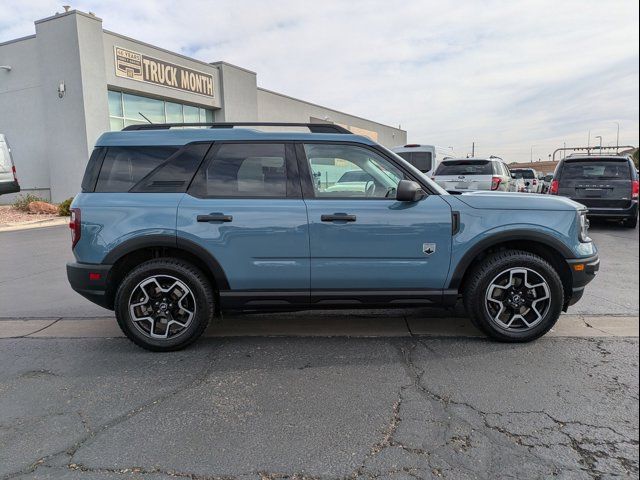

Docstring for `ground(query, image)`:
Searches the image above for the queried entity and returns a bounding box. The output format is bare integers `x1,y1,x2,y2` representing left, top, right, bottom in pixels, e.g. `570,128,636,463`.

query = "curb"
0,217,69,233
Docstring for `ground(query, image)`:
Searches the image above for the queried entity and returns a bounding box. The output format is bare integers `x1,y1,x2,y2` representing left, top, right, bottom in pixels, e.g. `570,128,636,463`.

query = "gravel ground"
0,205,59,225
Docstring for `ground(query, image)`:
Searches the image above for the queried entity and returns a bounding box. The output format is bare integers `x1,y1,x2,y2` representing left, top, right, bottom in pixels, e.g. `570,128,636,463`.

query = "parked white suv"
432,157,514,192
0,134,20,195
510,168,543,193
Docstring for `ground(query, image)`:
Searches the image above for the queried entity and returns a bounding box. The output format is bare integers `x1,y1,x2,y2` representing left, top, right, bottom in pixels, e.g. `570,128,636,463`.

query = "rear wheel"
463,250,564,342
114,258,214,351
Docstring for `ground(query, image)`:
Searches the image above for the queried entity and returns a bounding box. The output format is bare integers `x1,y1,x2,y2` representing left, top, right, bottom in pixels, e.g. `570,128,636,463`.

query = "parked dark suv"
550,154,639,228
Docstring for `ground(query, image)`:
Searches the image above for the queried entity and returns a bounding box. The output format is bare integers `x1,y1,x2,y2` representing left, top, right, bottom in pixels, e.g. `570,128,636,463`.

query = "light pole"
614,122,620,152
595,135,603,151
530,145,536,163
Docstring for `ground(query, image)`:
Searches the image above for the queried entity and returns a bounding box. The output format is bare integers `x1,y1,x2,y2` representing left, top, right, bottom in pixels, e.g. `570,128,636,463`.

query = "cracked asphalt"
0,220,638,479
0,336,637,479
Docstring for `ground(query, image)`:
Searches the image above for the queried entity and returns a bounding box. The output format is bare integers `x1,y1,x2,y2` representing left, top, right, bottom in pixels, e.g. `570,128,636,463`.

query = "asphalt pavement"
0,220,638,479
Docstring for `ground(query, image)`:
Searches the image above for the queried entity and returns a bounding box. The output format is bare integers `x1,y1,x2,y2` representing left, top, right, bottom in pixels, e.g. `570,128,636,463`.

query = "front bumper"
565,254,600,307
66,262,113,310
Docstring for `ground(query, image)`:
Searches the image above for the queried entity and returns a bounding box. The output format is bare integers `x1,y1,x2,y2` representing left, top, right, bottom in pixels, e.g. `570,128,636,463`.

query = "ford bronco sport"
67,123,599,351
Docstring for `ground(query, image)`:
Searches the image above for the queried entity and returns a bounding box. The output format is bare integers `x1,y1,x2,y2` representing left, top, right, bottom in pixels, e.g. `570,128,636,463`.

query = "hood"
453,191,584,211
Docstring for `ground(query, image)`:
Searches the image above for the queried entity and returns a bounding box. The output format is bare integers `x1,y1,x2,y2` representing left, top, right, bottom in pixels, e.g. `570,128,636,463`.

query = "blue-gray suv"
67,123,599,351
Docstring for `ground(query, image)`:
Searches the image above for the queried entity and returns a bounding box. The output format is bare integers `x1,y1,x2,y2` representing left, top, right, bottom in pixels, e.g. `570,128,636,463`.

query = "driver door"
298,142,452,292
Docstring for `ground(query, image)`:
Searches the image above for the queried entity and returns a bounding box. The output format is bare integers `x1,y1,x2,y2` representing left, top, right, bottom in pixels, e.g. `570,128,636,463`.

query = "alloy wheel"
128,275,196,339
484,267,551,332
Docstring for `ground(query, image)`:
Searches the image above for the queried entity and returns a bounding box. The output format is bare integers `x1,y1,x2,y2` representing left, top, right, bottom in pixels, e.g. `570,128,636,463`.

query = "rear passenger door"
177,143,310,305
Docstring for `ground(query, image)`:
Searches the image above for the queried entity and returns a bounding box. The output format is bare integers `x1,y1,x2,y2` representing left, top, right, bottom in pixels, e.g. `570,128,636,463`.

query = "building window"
107,90,214,130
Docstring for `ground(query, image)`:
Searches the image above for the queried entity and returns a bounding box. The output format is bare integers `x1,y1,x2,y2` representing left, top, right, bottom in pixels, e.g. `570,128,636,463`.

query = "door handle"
321,213,357,222
197,213,233,223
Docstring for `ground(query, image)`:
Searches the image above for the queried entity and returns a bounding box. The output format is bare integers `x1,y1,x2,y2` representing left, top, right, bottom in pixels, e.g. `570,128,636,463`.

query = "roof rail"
552,145,635,162
121,122,353,134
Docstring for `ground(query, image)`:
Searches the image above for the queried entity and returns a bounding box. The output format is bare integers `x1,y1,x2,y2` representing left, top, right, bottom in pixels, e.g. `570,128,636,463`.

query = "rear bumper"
565,254,600,307
0,180,20,195
573,200,638,219
66,262,113,310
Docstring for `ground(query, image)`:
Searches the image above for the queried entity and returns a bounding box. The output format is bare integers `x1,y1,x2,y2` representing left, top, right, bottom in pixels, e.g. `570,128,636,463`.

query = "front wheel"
463,250,564,342
114,258,215,351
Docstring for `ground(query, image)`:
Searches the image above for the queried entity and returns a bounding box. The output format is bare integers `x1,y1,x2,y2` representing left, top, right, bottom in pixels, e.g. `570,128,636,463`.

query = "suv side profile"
550,154,638,228
67,123,599,351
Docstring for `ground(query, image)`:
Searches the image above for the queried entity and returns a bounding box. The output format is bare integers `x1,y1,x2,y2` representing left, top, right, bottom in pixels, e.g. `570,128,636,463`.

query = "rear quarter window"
95,146,180,192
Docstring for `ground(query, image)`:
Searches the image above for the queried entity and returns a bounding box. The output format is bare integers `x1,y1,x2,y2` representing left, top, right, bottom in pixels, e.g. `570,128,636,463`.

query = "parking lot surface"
0,221,638,479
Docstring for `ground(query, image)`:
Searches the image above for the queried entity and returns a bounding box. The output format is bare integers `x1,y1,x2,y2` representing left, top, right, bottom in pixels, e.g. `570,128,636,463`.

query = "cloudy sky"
2,0,638,162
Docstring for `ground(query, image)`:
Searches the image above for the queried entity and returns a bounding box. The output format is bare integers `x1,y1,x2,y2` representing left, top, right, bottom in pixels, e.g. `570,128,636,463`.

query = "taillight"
12,165,18,182
549,180,559,195
532,179,538,186
632,180,639,200
490,176,501,190
69,208,81,248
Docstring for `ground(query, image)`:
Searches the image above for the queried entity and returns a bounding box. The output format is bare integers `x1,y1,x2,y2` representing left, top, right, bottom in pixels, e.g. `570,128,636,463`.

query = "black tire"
114,258,215,351
622,215,638,229
463,250,564,342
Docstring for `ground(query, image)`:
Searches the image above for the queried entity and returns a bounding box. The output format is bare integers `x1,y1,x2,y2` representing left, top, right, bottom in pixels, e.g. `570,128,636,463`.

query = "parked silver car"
432,157,513,192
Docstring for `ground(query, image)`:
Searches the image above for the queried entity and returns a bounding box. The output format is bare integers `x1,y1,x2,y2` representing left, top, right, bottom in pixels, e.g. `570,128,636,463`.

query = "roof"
95,128,376,147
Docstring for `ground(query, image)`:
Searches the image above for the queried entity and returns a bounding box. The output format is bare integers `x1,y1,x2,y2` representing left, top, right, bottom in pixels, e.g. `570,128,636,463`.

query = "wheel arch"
450,231,574,305
102,235,229,310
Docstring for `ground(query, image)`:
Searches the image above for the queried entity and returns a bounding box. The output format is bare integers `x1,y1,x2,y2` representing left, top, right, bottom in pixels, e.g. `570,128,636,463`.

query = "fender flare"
448,229,574,289
102,234,230,290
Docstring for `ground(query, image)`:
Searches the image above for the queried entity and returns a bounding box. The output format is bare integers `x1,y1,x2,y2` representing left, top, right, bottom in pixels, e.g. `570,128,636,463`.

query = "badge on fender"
423,243,436,255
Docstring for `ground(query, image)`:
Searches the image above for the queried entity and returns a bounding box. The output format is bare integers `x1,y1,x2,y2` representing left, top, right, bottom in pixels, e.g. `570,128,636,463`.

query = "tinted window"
95,147,179,192
81,147,107,192
304,144,405,198
435,160,492,176
190,143,287,197
561,160,631,180
338,170,375,183
397,151,433,172
511,169,535,179
131,143,210,193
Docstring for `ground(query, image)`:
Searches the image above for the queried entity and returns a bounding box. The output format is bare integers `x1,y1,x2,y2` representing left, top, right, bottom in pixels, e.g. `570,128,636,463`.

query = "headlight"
579,211,591,243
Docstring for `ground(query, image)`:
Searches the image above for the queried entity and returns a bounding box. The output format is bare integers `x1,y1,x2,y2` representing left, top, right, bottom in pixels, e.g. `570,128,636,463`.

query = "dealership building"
0,9,406,203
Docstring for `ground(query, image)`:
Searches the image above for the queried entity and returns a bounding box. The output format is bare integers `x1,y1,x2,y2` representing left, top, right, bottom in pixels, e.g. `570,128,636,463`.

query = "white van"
0,134,21,195
391,144,455,177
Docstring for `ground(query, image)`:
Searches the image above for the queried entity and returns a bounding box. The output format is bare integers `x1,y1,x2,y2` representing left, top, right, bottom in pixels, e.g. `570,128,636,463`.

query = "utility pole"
471,142,475,157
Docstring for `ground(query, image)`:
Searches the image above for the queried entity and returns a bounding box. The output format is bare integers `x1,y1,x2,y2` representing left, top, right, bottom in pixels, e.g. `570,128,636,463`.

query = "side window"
303,144,405,199
81,147,107,192
190,143,288,198
131,143,211,193
95,146,179,192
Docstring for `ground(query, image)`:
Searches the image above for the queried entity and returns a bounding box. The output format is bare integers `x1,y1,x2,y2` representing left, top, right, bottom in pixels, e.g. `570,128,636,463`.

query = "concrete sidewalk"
1,314,638,339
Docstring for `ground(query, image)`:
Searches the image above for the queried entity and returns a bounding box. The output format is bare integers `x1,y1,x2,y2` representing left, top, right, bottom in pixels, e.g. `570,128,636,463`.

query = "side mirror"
396,180,426,202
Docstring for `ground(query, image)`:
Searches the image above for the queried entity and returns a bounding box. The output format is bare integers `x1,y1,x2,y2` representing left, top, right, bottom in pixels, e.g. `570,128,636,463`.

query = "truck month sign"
114,46,214,98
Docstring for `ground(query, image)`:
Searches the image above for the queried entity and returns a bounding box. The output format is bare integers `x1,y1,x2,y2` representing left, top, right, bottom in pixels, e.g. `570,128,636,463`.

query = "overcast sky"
2,0,638,162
